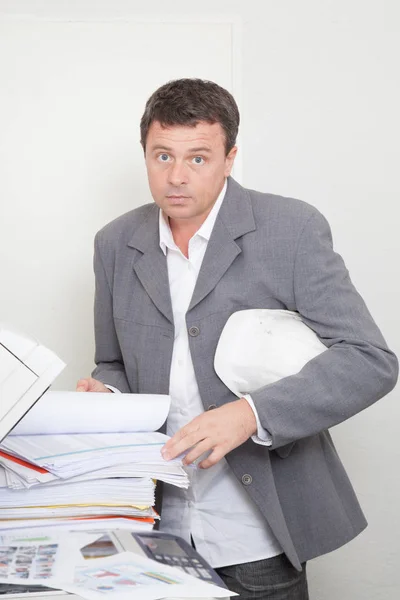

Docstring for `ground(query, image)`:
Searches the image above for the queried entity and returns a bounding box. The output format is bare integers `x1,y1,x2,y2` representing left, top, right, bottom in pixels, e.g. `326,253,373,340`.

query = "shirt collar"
159,179,227,255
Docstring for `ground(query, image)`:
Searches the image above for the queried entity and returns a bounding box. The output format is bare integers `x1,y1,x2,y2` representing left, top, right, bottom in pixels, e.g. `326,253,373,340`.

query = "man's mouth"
166,195,191,204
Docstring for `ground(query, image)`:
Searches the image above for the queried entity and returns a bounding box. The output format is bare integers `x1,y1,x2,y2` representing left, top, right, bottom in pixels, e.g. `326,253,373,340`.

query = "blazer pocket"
274,441,296,459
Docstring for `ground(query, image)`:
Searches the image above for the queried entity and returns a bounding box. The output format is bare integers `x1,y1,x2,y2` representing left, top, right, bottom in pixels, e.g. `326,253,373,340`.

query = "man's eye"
158,153,170,162
192,156,204,165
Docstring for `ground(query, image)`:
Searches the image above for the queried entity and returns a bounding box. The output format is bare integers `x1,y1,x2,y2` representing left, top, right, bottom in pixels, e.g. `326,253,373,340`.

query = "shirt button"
242,474,252,486
207,404,217,411
188,326,200,337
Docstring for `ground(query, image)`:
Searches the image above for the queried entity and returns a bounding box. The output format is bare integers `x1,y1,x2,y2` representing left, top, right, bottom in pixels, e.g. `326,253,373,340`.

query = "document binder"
0,327,65,442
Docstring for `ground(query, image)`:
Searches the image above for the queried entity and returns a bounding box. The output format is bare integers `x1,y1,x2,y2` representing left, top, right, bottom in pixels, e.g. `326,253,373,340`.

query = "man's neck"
168,216,206,258
166,179,227,257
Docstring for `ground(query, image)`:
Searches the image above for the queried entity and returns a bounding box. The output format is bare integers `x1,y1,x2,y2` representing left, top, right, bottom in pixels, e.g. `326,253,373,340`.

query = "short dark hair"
140,78,240,155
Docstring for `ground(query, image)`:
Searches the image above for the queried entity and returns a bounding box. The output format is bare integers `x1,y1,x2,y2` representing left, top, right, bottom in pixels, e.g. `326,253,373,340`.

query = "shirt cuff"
242,393,272,446
105,385,121,393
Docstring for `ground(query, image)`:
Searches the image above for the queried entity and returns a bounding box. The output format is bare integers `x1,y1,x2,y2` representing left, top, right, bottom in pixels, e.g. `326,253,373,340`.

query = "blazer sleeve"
251,209,399,449
91,232,131,393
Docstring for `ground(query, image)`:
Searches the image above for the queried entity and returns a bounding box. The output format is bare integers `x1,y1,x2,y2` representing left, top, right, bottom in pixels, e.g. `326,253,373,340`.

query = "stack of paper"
0,428,188,531
1,394,188,487
0,327,189,534
0,428,188,530
0,477,155,510
2,429,180,477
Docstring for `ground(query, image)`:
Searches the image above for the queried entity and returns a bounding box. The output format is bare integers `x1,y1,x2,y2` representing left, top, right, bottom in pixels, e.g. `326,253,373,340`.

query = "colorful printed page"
0,531,95,584
52,551,233,600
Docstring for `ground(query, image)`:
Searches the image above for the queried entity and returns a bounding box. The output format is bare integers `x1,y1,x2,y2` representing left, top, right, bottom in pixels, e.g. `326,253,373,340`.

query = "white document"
0,517,156,533
0,506,155,520
0,454,55,486
2,462,189,490
51,551,233,600
1,431,173,476
214,309,327,397
0,477,155,509
10,392,171,436
0,327,65,443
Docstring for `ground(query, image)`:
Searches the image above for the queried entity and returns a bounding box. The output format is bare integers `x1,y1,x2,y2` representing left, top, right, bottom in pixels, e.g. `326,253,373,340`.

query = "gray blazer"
92,176,398,570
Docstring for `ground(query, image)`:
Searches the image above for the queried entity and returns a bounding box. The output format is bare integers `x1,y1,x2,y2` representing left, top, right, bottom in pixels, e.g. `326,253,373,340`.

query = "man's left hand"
161,398,257,469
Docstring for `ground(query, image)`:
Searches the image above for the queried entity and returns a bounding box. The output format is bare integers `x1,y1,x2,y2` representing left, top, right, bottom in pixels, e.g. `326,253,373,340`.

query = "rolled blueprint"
9,392,170,435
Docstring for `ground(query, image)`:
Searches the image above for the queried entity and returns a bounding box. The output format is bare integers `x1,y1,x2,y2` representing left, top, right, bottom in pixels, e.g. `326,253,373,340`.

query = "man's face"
144,120,237,226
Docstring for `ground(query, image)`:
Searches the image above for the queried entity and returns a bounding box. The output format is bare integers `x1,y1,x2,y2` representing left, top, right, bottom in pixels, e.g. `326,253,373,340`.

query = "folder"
0,326,65,442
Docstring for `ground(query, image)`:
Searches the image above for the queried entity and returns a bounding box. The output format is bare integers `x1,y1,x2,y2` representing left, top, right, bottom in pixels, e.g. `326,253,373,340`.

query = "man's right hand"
76,377,111,393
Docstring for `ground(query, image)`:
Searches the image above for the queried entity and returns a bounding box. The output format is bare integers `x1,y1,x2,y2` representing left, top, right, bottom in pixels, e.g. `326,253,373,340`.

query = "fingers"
76,379,89,392
182,438,213,466
162,400,257,469
199,447,226,469
162,423,201,460
76,378,111,393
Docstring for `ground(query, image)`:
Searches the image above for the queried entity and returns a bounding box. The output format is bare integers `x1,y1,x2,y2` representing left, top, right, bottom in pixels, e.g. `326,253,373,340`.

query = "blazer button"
242,474,252,486
207,404,217,411
188,326,200,337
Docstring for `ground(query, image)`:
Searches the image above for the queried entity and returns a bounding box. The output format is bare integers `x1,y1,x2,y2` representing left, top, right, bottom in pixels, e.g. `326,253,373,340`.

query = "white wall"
0,17,235,388
1,2,399,599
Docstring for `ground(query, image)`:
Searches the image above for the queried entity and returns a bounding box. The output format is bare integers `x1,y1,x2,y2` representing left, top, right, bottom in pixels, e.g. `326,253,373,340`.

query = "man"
77,78,398,599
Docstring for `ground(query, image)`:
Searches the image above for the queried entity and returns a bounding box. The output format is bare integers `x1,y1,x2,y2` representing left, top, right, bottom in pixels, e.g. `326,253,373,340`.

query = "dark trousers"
215,554,309,600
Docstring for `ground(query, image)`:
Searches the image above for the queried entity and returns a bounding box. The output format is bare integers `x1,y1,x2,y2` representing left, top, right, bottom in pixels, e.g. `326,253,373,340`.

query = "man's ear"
224,146,238,177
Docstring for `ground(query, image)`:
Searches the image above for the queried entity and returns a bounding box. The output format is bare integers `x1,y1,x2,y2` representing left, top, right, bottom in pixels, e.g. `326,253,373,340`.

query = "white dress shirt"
157,180,282,568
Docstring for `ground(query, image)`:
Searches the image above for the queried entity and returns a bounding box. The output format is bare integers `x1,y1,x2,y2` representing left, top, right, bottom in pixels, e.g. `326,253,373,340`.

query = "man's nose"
168,161,189,186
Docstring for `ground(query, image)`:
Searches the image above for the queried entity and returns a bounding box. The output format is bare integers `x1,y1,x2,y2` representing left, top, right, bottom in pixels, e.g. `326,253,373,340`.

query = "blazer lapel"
127,177,255,321
188,177,256,312
128,205,174,325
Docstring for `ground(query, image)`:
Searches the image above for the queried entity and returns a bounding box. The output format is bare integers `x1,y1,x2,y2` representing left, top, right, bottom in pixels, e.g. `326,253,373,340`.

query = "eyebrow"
150,145,212,154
